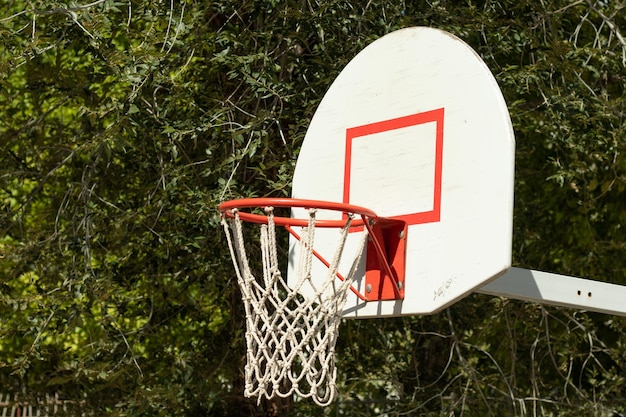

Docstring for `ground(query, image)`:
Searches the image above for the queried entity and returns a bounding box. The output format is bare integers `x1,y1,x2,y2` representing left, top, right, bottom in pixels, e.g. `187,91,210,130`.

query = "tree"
1,0,624,416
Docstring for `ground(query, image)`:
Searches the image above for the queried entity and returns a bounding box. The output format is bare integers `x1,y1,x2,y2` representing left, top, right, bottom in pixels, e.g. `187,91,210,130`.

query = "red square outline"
343,108,445,225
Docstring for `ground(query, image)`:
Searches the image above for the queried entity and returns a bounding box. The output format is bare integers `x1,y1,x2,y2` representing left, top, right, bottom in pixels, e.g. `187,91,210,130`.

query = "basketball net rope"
222,207,368,406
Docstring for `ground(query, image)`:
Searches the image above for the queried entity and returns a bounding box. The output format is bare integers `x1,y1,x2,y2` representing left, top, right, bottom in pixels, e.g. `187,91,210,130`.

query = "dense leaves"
1,0,625,416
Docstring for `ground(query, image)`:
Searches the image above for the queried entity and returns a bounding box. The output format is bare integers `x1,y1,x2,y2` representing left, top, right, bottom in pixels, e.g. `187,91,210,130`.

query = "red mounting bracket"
363,217,407,301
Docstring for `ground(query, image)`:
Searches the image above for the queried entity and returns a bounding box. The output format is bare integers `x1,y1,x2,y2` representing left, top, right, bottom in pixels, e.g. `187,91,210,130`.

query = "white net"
221,207,368,406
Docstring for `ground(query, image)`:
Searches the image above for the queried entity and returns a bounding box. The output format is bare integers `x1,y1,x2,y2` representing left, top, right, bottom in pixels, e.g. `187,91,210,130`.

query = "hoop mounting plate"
365,218,408,300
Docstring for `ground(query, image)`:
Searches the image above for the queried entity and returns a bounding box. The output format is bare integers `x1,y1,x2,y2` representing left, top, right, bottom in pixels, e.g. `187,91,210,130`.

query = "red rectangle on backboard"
343,108,444,225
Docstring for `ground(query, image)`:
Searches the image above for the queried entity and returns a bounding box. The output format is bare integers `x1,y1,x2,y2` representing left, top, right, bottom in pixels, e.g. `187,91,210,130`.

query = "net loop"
221,205,368,406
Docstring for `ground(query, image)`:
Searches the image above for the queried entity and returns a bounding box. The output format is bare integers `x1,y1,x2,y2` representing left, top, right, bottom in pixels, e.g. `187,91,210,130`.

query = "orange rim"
218,197,378,227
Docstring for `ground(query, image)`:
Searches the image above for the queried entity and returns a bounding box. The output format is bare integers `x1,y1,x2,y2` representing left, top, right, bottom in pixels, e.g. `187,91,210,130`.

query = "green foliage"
1,0,625,416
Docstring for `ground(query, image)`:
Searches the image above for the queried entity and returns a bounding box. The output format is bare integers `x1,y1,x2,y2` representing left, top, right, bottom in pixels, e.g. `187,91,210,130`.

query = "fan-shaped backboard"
288,27,515,317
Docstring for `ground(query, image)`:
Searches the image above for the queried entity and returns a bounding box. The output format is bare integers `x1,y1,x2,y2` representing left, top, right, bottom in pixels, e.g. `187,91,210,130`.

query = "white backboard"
288,27,515,317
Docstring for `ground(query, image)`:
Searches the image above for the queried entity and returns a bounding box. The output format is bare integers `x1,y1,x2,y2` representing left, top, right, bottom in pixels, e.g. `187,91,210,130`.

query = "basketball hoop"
219,197,405,405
